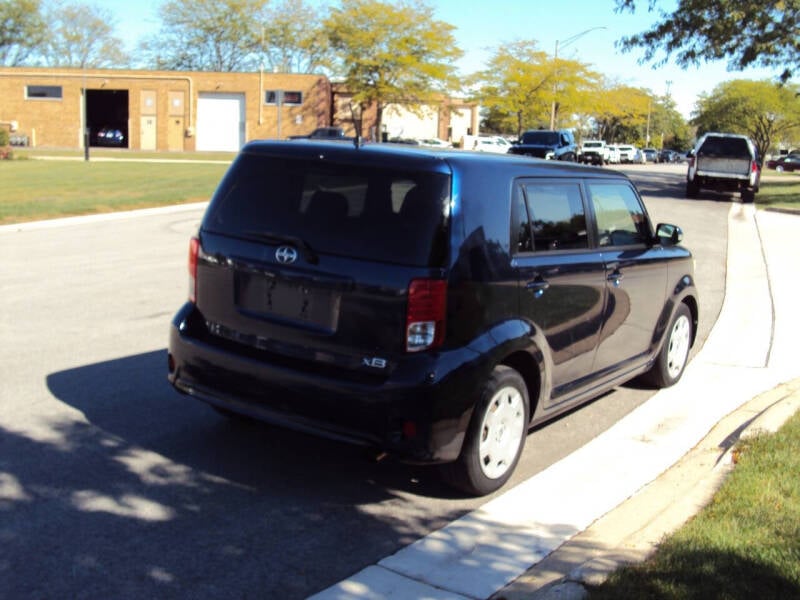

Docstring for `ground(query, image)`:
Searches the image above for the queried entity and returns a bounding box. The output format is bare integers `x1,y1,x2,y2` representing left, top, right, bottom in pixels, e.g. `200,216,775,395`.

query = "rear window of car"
202,153,451,267
522,131,559,145
698,136,751,157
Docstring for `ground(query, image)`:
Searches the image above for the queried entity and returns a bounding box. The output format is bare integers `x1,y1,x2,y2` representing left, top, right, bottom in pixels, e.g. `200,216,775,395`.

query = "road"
0,164,727,598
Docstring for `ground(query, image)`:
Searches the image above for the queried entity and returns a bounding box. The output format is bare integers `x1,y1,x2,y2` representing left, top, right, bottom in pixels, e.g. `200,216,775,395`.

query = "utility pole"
549,27,607,130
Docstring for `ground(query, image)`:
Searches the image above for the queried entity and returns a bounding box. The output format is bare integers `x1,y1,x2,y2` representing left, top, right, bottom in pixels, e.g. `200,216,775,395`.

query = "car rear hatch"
696,136,754,178
192,145,452,382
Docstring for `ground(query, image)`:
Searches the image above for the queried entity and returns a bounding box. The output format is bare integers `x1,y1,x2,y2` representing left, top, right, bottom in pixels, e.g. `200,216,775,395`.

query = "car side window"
522,183,588,252
587,182,649,247
511,186,533,253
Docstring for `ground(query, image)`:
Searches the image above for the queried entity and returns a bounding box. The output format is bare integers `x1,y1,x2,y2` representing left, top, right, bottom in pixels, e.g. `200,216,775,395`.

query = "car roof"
241,139,629,180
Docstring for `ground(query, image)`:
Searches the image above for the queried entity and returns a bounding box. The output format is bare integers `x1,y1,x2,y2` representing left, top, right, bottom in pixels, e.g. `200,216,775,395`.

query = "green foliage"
472,41,552,136
692,79,800,160
473,40,603,136
258,0,330,74
0,0,45,66
138,0,269,71
0,128,9,146
615,0,800,82
41,0,129,68
590,83,652,143
324,0,462,133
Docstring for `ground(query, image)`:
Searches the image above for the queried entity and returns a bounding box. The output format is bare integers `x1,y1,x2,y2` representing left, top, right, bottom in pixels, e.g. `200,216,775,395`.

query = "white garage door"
196,93,245,151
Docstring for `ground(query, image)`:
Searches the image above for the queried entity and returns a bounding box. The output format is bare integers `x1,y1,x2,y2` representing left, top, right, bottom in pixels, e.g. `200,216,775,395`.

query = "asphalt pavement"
311,203,800,600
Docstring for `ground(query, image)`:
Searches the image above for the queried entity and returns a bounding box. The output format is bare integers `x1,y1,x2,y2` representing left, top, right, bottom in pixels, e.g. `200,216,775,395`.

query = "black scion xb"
168,140,698,495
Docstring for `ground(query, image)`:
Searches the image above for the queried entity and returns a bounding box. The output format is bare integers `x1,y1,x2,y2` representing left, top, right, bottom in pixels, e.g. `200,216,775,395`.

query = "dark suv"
508,129,578,161
168,140,698,495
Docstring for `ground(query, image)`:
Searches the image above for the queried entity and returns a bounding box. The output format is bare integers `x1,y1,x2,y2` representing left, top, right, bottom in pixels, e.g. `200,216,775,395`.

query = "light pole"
549,27,607,130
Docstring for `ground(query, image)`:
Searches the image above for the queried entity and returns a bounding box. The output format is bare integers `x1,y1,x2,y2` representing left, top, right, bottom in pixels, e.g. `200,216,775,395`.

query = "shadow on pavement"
0,350,466,599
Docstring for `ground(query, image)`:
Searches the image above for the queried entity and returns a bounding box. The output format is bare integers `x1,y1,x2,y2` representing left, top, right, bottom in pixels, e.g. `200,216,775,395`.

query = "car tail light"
188,237,200,303
687,156,695,168
751,160,760,174
406,279,446,352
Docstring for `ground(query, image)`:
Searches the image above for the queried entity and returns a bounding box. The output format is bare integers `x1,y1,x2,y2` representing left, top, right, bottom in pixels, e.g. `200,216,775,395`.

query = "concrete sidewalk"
312,204,800,600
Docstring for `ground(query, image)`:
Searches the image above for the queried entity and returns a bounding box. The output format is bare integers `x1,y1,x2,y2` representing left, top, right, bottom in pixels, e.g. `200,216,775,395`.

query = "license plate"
235,272,339,330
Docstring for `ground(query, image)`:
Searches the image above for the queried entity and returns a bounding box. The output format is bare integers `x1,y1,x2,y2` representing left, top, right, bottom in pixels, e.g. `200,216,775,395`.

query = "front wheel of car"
776,165,784,172
441,365,529,496
641,303,693,388
685,180,700,199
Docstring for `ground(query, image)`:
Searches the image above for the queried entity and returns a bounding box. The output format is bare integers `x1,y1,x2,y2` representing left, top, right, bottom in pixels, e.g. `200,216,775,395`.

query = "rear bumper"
692,173,757,191
167,303,482,463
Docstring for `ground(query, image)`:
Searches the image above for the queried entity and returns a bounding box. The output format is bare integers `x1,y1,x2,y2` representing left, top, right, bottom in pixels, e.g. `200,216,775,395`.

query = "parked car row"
383,133,692,167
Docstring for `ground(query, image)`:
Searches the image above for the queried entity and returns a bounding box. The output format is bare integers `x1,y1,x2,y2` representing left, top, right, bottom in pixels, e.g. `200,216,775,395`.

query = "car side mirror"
686,149,695,158
656,223,683,246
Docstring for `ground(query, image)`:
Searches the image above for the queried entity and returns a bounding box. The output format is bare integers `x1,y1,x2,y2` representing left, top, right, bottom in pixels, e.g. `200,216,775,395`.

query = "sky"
103,0,781,119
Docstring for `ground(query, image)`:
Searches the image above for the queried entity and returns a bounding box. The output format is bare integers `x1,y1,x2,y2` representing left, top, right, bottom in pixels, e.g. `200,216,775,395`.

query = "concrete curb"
493,378,800,599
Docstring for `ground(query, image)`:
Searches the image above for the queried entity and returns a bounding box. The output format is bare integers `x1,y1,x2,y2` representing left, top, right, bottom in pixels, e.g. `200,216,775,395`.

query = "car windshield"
521,131,559,145
203,153,451,267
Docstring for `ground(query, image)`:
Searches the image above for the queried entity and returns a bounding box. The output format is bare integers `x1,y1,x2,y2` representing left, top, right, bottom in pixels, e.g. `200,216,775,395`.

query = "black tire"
441,365,529,496
741,189,755,203
641,303,693,388
685,180,700,199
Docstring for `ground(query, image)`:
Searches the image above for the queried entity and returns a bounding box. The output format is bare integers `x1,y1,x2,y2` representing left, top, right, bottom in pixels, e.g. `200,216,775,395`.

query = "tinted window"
511,187,532,253
521,131,559,145
587,182,649,247
203,154,450,267
522,183,588,252
698,136,750,157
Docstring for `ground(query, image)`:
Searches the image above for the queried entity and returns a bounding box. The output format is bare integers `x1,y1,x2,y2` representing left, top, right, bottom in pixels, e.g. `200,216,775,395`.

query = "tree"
591,83,652,144
257,0,330,74
324,0,462,137
692,79,800,160
615,0,800,82
40,0,128,68
0,0,45,66
139,0,268,71
472,41,553,136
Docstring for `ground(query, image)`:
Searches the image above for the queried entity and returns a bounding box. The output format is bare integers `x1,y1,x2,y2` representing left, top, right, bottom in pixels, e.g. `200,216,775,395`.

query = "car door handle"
526,279,550,298
607,270,624,287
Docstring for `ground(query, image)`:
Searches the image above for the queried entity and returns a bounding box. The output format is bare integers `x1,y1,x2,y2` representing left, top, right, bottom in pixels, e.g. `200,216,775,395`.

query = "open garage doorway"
86,89,129,148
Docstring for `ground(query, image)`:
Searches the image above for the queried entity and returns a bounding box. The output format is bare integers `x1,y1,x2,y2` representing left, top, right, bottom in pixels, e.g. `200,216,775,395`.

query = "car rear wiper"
243,231,319,265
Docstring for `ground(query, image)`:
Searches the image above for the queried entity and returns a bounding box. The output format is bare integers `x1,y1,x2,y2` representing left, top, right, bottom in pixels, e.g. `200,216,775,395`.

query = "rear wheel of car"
642,303,692,388
776,165,784,172
741,189,755,203
442,365,529,496
685,180,700,199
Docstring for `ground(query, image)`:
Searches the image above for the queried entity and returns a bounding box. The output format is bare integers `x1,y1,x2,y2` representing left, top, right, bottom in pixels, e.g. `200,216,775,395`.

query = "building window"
26,85,63,99
265,90,303,105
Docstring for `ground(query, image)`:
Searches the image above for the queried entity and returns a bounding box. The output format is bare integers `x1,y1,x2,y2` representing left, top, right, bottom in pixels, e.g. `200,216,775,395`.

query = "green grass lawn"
589,410,800,599
757,177,800,212
0,159,230,224
12,147,238,162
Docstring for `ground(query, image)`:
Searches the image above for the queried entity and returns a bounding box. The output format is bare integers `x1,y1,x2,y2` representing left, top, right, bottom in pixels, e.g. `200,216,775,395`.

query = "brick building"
0,67,478,151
